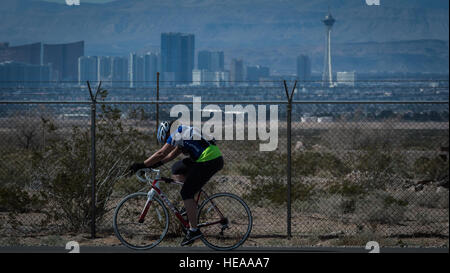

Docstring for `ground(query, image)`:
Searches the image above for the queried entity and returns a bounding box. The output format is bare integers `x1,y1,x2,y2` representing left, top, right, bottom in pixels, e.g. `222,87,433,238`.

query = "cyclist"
127,120,224,246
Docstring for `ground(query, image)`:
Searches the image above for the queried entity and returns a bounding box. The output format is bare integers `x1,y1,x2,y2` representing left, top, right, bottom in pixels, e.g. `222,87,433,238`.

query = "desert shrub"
239,150,347,207
383,195,408,207
239,150,348,180
355,191,408,225
292,151,350,178
30,103,153,232
412,189,449,209
0,151,34,187
243,178,315,206
0,185,46,213
112,177,146,196
413,156,449,181
356,147,408,175
328,179,366,197
313,179,367,216
311,194,359,218
238,152,285,179
353,148,409,190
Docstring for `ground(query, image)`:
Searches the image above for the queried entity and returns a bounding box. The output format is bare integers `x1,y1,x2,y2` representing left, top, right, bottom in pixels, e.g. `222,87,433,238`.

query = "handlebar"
135,168,157,183
135,168,174,184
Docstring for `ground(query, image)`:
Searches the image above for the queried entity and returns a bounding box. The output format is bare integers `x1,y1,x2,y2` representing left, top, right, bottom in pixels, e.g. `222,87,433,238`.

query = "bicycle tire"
113,192,169,250
197,192,252,251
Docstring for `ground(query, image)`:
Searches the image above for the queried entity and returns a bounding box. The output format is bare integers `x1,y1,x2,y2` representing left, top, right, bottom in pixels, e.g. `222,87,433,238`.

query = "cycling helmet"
157,121,171,145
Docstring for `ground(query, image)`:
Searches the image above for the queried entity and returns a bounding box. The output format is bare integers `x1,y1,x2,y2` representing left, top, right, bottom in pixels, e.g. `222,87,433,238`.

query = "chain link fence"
0,82,448,248
289,102,448,247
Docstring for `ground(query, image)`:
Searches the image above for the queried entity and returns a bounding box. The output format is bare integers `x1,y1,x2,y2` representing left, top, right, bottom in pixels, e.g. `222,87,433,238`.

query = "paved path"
0,246,447,253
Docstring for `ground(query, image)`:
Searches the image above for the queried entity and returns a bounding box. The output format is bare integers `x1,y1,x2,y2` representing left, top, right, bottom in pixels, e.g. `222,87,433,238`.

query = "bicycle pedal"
180,238,196,247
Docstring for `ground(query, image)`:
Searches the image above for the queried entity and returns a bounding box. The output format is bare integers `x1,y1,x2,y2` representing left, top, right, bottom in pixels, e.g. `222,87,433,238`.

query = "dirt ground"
1,232,448,249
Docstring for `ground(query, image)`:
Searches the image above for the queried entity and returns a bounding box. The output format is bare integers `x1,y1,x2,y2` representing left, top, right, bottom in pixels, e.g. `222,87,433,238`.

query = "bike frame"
138,175,227,230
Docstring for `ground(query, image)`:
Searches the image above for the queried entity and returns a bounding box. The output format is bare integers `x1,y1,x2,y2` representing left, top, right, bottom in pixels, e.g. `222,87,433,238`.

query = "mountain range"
0,0,448,74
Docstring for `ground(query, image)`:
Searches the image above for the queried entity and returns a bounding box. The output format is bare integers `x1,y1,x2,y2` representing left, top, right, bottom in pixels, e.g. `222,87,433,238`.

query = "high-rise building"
43,41,84,81
192,69,229,87
0,42,42,66
1,41,83,82
136,55,145,87
198,51,210,71
210,51,224,72
321,10,335,88
97,56,112,85
336,71,356,87
130,52,159,87
297,55,311,82
144,52,158,85
180,34,195,84
128,53,142,87
129,53,144,87
128,53,136,88
246,65,270,85
198,50,224,72
0,61,51,87
161,32,195,85
215,71,229,87
78,56,98,84
230,59,244,86
111,56,128,87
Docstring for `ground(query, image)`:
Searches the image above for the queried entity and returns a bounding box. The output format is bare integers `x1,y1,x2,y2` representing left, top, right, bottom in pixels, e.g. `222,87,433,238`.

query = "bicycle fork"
138,180,160,223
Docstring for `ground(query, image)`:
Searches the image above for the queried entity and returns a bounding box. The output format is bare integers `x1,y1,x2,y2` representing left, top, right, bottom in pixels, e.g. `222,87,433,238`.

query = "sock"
189,227,198,232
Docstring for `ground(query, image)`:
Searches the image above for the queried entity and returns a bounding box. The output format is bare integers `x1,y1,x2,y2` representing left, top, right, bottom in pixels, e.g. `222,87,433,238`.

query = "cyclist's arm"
144,143,175,167
161,146,182,164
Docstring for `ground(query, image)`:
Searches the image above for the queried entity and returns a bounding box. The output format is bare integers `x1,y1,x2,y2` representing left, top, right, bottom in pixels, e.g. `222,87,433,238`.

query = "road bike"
113,168,252,251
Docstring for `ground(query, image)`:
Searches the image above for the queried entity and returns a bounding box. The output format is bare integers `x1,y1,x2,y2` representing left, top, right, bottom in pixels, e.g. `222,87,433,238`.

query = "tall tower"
161,32,195,85
297,55,311,82
322,9,335,87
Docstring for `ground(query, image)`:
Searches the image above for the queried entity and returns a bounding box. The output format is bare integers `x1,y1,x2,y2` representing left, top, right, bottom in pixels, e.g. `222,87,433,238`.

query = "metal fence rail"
0,83,448,248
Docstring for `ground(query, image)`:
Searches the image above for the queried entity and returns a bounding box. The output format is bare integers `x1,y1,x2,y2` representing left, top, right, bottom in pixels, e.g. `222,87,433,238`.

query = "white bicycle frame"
135,168,190,226
136,168,160,223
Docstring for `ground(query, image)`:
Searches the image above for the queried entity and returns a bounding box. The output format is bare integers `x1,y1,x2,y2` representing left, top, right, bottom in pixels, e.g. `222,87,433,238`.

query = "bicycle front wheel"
113,192,169,250
198,193,252,251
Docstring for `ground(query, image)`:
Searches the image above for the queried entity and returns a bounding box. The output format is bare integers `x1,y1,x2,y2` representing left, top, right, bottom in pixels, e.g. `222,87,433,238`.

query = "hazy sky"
43,0,115,3
4,0,446,73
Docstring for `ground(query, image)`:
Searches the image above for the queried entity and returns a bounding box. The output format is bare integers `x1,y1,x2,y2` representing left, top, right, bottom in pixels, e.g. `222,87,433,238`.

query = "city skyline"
1,3,448,87
75,32,288,86
1,0,447,75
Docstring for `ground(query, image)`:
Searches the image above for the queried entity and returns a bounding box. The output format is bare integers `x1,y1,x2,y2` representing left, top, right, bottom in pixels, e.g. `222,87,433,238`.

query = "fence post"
87,81,101,239
283,80,296,239
156,72,160,142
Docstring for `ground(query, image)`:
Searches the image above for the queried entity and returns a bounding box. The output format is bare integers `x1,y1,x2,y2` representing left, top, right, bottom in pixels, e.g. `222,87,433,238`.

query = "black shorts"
171,156,224,200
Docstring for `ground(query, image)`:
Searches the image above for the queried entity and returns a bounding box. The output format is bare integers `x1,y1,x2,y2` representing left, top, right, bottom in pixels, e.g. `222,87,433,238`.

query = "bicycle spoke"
113,193,169,250
198,193,252,250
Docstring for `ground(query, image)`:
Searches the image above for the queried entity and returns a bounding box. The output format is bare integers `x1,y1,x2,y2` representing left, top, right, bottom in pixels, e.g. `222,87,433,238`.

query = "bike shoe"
181,229,203,246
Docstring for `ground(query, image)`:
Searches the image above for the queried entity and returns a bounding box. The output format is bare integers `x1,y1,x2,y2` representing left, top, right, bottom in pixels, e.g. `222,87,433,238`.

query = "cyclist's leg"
179,163,205,245
181,156,224,229
171,157,193,182
180,172,205,230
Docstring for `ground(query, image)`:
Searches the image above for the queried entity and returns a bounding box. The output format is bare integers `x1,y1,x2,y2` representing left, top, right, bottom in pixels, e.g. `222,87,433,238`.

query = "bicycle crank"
219,218,229,236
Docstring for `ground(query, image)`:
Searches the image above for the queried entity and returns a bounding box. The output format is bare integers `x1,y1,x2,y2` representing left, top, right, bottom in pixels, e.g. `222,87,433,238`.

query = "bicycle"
113,168,253,251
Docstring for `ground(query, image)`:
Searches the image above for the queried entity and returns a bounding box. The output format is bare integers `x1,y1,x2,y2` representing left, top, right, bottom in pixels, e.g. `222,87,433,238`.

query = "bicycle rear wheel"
113,192,169,250
197,193,252,251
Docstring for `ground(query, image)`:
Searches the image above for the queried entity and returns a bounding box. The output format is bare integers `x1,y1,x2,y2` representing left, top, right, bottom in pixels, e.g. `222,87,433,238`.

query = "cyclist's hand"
126,162,146,176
